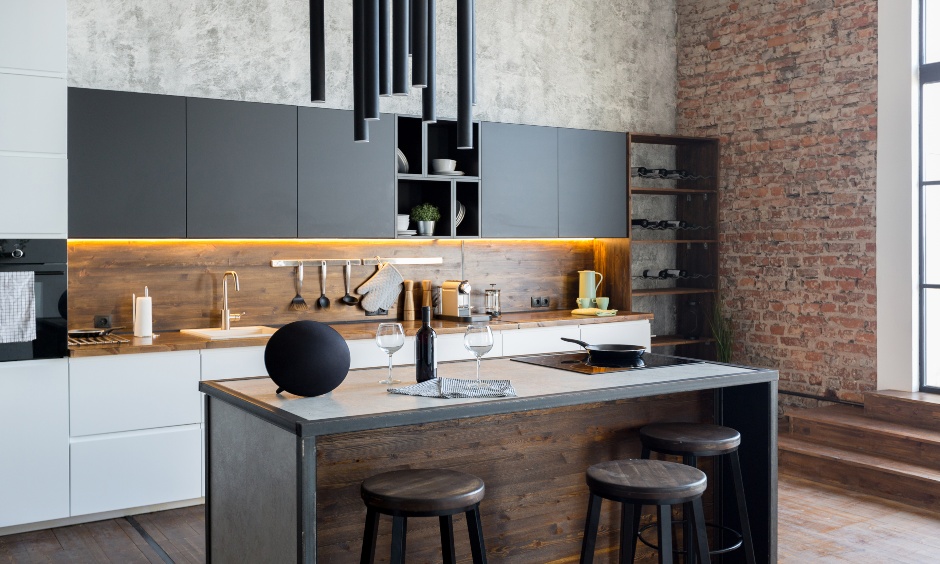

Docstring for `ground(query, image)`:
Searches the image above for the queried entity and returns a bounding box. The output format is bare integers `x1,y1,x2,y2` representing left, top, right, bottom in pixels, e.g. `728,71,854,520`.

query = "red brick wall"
676,0,878,403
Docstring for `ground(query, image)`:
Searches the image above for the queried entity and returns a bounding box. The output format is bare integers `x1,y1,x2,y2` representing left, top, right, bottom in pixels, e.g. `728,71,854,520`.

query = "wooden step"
787,405,940,469
778,436,940,511
865,390,940,429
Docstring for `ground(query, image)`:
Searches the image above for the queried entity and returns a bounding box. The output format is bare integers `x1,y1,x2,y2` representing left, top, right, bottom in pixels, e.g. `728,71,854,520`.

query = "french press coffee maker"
484,284,501,317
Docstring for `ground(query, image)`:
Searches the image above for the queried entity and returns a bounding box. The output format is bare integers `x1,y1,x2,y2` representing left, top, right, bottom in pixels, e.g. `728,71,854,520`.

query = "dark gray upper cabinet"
298,108,395,238
481,122,558,237
187,98,298,238
68,88,186,238
558,128,627,238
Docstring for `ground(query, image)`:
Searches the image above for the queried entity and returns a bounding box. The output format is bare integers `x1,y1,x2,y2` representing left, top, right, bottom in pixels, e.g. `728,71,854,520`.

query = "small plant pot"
417,221,436,236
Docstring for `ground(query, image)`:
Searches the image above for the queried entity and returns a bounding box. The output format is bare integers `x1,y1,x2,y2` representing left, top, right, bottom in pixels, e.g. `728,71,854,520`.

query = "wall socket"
530,297,550,308
94,315,113,329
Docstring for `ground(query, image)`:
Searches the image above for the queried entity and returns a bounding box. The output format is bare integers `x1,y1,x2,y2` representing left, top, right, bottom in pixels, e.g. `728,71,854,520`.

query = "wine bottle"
641,269,664,279
415,306,438,382
658,220,689,229
631,219,651,228
659,269,688,278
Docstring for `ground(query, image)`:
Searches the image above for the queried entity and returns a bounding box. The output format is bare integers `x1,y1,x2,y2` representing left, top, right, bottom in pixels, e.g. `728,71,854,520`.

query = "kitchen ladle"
317,260,330,309
341,260,359,305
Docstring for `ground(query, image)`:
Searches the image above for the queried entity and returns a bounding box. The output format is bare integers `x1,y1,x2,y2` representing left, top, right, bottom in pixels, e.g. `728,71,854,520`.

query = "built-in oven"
0,239,67,361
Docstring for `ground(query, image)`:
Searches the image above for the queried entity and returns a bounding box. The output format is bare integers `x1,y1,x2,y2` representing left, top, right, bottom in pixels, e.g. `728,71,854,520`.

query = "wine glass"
376,323,405,385
463,325,494,387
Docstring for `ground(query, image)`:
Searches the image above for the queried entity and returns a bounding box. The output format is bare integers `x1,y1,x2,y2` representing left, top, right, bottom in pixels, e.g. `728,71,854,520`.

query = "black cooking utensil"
560,337,646,363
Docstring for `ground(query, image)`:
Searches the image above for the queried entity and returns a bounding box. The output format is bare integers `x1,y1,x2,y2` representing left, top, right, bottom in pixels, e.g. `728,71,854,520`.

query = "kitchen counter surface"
68,310,653,357
200,355,775,437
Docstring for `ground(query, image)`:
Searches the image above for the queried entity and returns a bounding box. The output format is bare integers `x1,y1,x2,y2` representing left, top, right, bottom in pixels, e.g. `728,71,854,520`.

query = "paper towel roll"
134,296,153,337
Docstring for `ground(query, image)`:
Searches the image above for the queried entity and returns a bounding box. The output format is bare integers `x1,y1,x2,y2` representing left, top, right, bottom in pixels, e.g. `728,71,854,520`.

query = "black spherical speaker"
264,321,351,397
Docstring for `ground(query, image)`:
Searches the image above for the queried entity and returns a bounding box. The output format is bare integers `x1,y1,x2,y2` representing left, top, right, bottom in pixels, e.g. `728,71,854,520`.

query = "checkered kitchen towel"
0,272,36,343
389,377,517,399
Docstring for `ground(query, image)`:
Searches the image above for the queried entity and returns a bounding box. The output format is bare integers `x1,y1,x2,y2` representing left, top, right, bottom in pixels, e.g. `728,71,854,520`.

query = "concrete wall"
677,0,879,404
68,0,678,134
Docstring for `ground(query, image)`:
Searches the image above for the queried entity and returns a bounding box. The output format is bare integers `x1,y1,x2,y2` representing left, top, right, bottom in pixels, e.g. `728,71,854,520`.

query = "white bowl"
432,158,457,172
397,214,410,231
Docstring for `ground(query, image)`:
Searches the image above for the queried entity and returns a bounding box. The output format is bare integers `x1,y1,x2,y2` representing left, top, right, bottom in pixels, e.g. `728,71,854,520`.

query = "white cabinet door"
70,351,201,437
0,0,67,74
70,425,202,516
348,337,416,369
0,74,66,154
501,325,582,357
0,359,69,528
580,321,651,350
436,332,504,362
200,346,267,381
0,155,67,238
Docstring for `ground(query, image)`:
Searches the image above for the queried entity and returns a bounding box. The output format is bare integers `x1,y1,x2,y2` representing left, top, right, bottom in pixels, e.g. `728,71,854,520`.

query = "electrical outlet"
539,297,550,307
531,297,540,308
94,315,112,329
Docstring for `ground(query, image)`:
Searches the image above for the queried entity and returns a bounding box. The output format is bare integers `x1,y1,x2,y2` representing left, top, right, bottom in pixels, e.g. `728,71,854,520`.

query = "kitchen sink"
180,326,278,340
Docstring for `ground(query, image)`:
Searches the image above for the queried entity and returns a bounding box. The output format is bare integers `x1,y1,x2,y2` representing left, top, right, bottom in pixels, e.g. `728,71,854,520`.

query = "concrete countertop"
200,355,777,437
68,310,654,357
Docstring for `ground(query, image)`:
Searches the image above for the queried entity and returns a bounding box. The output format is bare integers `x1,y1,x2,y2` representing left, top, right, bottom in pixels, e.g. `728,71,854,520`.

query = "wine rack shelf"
651,335,717,348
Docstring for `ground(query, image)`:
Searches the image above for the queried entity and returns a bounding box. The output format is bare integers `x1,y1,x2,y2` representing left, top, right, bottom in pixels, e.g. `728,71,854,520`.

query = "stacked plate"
455,201,466,227
397,229,417,237
432,170,465,176
396,149,409,173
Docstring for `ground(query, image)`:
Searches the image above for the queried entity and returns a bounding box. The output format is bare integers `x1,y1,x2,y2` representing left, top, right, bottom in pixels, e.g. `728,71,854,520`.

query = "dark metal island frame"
200,356,778,563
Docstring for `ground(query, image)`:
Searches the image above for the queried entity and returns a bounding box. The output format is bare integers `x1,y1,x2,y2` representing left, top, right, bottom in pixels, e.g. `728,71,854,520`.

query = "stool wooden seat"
640,422,755,564
360,469,487,564
580,459,710,564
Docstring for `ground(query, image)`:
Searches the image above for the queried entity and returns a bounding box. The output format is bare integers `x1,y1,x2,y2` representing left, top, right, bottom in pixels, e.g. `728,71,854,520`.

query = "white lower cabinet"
436,332,504,362
200,346,267,381
0,359,69,528
501,325,582,356
580,320,651,349
70,425,201,516
348,336,416,369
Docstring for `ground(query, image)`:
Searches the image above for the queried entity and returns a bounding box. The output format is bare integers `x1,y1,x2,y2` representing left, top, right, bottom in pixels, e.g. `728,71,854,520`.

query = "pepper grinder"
402,280,415,321
421,280,433,319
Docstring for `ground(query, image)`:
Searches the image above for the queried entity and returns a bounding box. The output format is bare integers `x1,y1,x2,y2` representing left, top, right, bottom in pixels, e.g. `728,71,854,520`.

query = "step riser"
779,449,940,511
789,419,940,469
865,394,940,429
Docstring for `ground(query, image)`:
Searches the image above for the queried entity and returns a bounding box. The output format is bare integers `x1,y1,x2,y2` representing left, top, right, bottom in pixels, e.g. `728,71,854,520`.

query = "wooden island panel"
315,391,713,563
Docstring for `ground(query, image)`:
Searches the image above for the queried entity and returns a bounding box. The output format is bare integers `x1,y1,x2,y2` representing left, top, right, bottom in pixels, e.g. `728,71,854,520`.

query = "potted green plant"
708,298,734,363
411,203,440,236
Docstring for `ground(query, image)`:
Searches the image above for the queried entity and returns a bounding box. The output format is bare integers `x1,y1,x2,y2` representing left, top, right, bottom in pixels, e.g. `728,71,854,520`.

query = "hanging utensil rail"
270,257,443,268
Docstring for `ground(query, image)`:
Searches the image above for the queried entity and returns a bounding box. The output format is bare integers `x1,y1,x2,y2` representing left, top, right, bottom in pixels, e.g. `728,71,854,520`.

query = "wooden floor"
3,476,940,562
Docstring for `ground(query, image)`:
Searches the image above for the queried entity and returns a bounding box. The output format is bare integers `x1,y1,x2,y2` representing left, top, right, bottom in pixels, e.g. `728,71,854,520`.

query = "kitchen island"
200,356,777,563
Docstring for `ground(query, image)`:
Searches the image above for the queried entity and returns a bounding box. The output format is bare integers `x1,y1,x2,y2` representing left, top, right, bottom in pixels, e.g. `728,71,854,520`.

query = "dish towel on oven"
0,271,36,343
388,377,517,399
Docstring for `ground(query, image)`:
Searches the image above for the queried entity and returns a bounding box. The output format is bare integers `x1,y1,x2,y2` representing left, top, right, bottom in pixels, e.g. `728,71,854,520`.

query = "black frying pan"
561,337,646,363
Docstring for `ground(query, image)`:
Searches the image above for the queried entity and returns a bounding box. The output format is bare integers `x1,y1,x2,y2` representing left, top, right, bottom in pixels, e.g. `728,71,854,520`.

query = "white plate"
455,201,466,227
396,149,409,173
432,170,464,176
397,230,417,235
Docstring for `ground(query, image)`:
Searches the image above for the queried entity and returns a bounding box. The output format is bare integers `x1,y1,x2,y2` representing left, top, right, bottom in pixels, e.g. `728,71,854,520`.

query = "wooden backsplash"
67,239,599,331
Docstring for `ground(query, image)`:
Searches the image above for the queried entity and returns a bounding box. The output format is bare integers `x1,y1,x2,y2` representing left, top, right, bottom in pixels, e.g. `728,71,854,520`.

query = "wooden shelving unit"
395,116,481,239
627,133,720,360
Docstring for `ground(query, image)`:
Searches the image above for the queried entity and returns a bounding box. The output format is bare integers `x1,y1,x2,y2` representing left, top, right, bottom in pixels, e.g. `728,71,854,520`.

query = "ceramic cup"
432,158,457,172
576,297,594,309
595,297,609,310
397,214,410,231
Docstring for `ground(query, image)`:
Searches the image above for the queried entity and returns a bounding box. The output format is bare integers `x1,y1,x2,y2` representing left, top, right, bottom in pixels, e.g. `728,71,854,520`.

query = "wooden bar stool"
640,422,756,564
580,459,710,564
360,468,488,564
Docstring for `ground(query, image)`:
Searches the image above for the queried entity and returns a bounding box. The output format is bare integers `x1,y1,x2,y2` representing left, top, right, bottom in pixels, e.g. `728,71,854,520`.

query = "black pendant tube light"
392,0,409,95
421,0,436,122
353,0,369,141
412,0,428,87
379,0,391,96
364,0,380,119
456,0,473,148
471,0,476,106
310,0,325,102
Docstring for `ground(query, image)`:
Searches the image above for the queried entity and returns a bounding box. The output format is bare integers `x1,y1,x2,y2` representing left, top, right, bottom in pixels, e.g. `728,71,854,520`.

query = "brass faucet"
221,271,243,330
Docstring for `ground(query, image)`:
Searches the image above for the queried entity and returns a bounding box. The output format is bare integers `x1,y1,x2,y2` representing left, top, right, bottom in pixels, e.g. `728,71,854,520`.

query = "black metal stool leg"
390,516,407,564
360,507,379,564
440,515,456,564
466,506,488,564
620,502,638,564
729,450,756,564
580,493,603,564
682,454,697,564
690,497,710,563
657,504,674,564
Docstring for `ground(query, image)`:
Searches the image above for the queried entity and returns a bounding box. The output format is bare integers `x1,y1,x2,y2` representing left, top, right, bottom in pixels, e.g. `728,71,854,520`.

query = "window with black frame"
922,0,940,389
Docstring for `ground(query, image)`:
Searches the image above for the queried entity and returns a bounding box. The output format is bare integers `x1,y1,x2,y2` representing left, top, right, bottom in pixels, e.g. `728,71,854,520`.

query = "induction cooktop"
511,351,700,375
